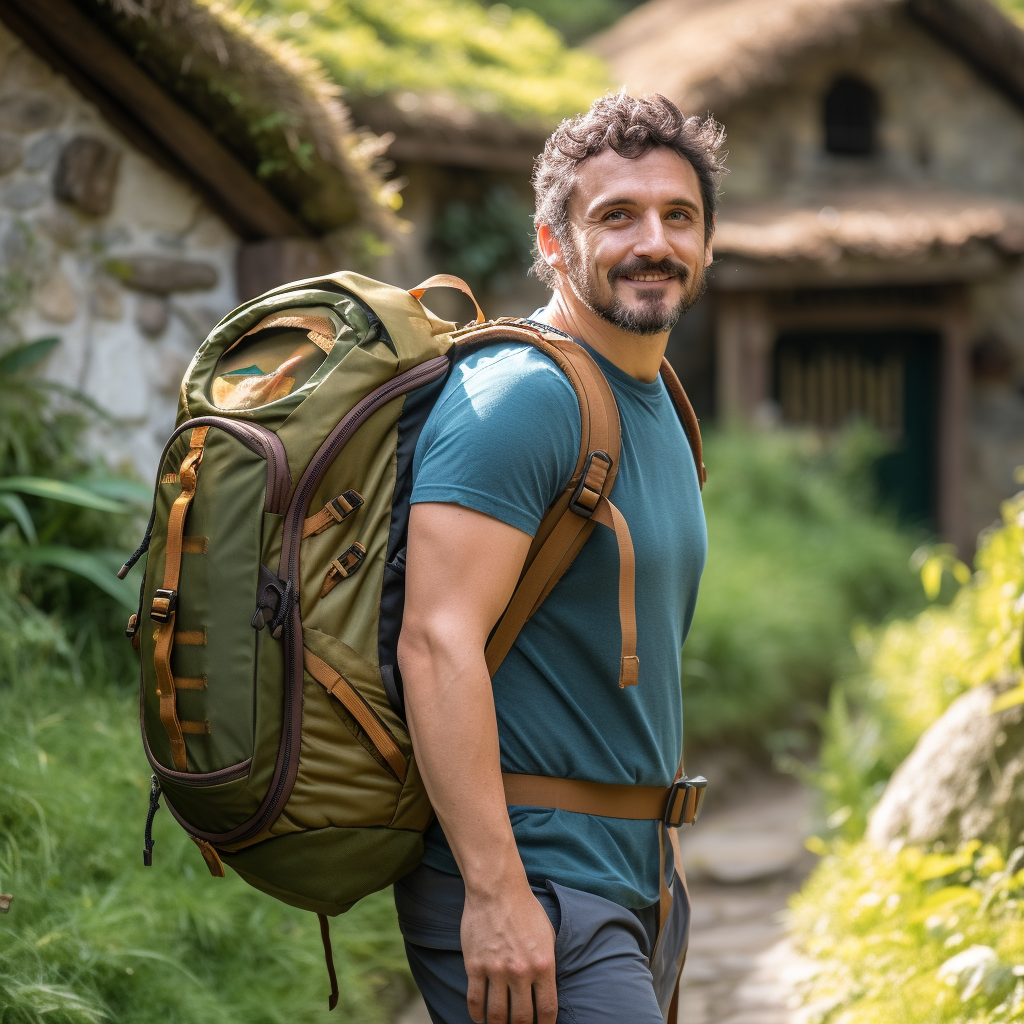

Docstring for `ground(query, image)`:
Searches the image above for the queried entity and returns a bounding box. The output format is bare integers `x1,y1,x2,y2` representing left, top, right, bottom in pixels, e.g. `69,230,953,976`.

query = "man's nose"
632,212,672,262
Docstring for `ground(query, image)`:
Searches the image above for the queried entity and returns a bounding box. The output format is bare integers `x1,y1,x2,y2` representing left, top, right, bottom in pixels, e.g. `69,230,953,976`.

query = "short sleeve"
411,345,582,536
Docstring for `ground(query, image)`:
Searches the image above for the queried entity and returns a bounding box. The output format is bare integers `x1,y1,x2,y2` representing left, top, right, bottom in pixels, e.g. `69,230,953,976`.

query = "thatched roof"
0,0,393,240
348,93,546,173
590,0,1024,116
714,187,1024,263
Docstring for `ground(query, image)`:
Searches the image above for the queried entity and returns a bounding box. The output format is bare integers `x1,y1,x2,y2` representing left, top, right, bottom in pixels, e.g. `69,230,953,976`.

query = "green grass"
0,607,412,1024
681,427,924,750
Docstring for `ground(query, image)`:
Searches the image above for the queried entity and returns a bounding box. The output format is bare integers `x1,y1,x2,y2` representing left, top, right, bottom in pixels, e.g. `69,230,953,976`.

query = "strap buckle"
328,490,364,523
569,450,612,518
150,588,178,623
664,775,707,827
331,543,366,580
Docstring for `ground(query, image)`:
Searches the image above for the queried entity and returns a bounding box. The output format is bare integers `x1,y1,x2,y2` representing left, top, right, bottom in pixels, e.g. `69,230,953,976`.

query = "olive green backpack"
120,271,706,1008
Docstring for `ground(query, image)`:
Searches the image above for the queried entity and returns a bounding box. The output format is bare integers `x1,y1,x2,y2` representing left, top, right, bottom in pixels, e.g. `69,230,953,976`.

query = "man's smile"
619,272,677,284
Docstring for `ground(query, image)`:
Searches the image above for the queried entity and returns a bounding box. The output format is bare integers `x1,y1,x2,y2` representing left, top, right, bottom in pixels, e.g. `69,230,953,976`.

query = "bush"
810,486,1024,839
682,427,924,750
791,840,1024,1024
788,486,1024,1024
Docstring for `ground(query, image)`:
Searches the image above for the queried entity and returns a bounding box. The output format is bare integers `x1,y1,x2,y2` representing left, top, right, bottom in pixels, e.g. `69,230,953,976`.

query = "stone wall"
718,7,1024,543
0,22,240,479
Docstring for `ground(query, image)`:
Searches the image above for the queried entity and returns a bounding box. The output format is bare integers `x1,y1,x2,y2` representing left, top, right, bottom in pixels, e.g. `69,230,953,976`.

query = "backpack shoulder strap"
449,318,639,688
659,357,706,489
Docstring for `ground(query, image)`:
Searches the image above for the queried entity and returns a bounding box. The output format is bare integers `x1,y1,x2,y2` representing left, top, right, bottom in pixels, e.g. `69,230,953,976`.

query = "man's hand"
399,502,558,1024
462,881,558,1024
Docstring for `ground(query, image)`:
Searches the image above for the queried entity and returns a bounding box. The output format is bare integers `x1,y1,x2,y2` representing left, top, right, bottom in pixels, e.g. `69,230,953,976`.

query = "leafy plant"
805,485,1024,838
791,840,1024,1024
432,185,535,292
0,338,142,615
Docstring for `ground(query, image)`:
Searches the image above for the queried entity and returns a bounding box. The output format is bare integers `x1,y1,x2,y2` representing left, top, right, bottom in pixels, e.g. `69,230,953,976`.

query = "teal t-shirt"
410,339,707,910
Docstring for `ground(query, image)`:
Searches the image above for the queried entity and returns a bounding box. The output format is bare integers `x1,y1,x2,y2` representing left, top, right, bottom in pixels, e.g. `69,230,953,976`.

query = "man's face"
555,147,713,335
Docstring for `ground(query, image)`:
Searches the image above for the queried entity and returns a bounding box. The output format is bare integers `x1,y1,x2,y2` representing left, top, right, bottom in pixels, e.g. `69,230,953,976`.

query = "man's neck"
533,288,669,384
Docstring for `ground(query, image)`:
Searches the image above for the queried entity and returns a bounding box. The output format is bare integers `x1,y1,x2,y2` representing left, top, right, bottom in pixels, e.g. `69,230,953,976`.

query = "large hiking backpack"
121,271,706,1008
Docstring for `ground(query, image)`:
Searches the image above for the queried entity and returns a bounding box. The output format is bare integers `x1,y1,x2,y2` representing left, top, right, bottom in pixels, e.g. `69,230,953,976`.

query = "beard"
564,243,707,336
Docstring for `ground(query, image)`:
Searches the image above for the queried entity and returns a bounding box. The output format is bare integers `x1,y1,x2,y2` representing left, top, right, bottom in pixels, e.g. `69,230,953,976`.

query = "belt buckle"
664,775,707,827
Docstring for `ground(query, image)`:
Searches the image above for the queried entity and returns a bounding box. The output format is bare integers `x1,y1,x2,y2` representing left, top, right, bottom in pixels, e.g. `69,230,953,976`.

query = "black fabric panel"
378,366,451,719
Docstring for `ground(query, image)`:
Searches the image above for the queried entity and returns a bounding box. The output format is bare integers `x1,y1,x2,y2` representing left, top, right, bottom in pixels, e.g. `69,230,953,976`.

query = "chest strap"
501,772,706,827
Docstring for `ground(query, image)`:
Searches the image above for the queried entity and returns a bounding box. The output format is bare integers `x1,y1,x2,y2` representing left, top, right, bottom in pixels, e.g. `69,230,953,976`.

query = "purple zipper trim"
140,687,252,785
155,416,292,513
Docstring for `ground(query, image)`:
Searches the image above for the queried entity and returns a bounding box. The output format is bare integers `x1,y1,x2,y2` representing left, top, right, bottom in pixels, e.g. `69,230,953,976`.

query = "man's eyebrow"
590,196,701,211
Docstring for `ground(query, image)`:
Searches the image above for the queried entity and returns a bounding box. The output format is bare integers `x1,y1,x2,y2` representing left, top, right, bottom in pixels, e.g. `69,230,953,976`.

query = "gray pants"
395,863,689,1024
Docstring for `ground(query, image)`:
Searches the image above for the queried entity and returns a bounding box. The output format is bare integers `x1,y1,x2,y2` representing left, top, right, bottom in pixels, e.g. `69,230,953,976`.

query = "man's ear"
537,223,567,275
704,214,715,269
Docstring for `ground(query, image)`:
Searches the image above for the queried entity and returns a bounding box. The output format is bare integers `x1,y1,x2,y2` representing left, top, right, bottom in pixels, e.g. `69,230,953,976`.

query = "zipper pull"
143,775,162,866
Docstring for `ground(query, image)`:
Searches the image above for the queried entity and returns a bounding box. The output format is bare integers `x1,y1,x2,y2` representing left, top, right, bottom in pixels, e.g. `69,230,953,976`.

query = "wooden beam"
0,0,307,240
910,0,1024,116
937,292,972,554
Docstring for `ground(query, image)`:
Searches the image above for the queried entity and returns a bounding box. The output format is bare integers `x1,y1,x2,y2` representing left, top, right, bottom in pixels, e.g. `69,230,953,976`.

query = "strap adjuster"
664,775,707,827
150,588,178,623
569,450,612,518
331,543,366,580
328,489,364,523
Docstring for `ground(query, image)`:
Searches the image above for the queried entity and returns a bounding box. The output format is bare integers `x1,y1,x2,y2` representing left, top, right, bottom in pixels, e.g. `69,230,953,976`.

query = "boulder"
868,681,1024,850
2,177,45,210
34,269,77,324
108,254,218,294
135,293,169,337
54,136,120,216
0,92,63,133
0,133,22,175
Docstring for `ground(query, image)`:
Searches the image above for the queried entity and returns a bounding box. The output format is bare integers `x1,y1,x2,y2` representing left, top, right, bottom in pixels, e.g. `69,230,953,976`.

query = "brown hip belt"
501,772,706,827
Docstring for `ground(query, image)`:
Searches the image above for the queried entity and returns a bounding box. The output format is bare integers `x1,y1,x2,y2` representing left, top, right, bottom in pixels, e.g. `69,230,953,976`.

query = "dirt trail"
396,771,818,1024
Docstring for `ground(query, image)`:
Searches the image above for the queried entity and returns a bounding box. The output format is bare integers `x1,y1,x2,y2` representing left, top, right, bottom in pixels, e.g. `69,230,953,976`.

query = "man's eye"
606,211,627,221
667,210,688,221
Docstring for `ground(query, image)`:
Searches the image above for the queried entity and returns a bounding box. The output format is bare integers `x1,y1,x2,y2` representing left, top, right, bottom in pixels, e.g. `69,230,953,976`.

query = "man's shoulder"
447,342,578,406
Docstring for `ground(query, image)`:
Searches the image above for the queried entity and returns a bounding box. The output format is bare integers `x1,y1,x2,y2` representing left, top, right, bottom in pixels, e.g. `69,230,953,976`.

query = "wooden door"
774,329,939,525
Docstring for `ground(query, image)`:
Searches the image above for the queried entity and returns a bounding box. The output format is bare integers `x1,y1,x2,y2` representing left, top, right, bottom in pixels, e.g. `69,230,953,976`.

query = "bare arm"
398,501,558,1024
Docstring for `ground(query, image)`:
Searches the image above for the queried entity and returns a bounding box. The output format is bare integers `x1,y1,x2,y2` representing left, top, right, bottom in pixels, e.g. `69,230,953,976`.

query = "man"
396,92,727,1024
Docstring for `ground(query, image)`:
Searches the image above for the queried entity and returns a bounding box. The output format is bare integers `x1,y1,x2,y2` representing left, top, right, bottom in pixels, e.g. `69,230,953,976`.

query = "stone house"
351,90,551,323
0,0,390,474
595,0,1024,549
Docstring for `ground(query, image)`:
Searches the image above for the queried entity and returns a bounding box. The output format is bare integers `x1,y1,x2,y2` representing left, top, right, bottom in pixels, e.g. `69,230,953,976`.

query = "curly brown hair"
531,92,727,288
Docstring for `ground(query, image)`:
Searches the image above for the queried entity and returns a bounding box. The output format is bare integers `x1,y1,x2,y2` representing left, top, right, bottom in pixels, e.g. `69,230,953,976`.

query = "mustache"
607,257,690,283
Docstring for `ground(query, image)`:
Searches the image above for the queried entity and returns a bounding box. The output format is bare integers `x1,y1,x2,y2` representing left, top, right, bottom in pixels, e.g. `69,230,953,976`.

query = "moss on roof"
233,0,611,125
93,0,394,235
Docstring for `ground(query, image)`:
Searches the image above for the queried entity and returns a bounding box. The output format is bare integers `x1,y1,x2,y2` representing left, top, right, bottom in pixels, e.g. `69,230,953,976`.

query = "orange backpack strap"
660,357,706,490
451,319,639,688
151,425,210,770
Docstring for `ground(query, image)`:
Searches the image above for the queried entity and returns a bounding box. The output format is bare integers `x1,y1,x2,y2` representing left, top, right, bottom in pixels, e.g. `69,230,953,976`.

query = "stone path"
396,770,819,1024
676,773,819,1024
